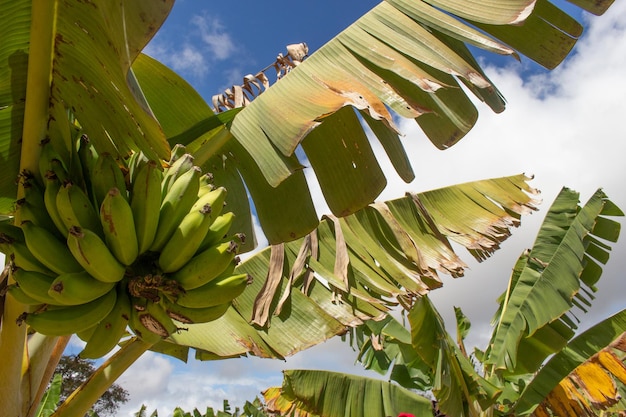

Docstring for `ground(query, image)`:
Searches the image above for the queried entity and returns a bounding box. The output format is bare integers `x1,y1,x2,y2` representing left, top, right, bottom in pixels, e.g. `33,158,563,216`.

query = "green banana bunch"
171,240,239,290
19,289,117,336
0,137,248,353
158,187,228,273
66,226,126,283
130,160,163,255
48,270,116,305
100,187,138,265
175,273,251,309
79,285,131,359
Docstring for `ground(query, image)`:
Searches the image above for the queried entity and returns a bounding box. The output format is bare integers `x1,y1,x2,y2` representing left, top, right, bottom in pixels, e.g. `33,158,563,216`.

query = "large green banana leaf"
264,369,434,417
156,174,538,359
485,187,623,372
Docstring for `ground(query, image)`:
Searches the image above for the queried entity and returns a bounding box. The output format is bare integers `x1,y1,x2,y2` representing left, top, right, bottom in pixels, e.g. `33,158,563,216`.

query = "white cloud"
143,13,237,84
191,15,236,61
170,45,208,78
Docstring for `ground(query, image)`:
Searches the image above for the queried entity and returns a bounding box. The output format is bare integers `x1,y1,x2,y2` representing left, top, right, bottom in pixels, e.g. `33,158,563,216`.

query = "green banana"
161,296,230,324
11,268,59,305
158,187,228,273
130,160,162,254
168,144,187,165
21,221,83,275
128,299,162,344
16,198,57,237
66,226,126,283
5,284,43,306
20,289,117,336
149,165,201,252
160,153,195,199
79,285,131,359
197,173,215,197
197,212,236,253
175,272,250,308
38,139,69,183
130,298,177,339
0,220,25,242
190,186,227,214
43,171,70,237
76,325,97,343
48,270,116,305
18,176,61,236
141,299,179,337
77,134,98,197
0,238,55,276
91,152,128,205
127,150,149,184
171,240,238,290
77,134,98,173
56,180,103,236
100,187,138,265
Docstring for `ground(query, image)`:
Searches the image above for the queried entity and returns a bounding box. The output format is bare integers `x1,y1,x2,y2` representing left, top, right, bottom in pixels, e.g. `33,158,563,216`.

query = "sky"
56,1,626,415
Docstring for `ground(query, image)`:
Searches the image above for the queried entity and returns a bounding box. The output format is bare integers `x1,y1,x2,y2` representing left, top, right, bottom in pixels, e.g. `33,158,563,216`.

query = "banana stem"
25,335,70,417
50,337,155,417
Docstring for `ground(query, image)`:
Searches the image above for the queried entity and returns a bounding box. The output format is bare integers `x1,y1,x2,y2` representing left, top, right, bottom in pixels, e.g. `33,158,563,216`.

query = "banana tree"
262,187,624,417
0,0,616,416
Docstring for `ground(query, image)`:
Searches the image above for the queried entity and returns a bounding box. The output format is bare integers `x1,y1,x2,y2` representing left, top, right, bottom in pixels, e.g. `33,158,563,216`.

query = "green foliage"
136,398,270,417
53,355,129,417
35,374,63,417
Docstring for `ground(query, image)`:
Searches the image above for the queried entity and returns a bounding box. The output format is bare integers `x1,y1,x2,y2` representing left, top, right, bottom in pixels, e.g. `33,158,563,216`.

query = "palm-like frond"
264,369,433,417
485,188,623,372
515,309,626,416
146,175,537,359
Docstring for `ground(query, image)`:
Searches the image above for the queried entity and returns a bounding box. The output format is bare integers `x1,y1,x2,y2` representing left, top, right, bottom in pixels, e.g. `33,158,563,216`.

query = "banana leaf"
515,309,626,415
485,187,624,372
264,369,433,417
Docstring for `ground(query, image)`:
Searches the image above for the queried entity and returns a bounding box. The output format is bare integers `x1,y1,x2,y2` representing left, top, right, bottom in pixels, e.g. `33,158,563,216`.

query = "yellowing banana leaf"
159,175,538,361
514,308,626,415
227,0,601,219
265,369,434,417
485,188,624,372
